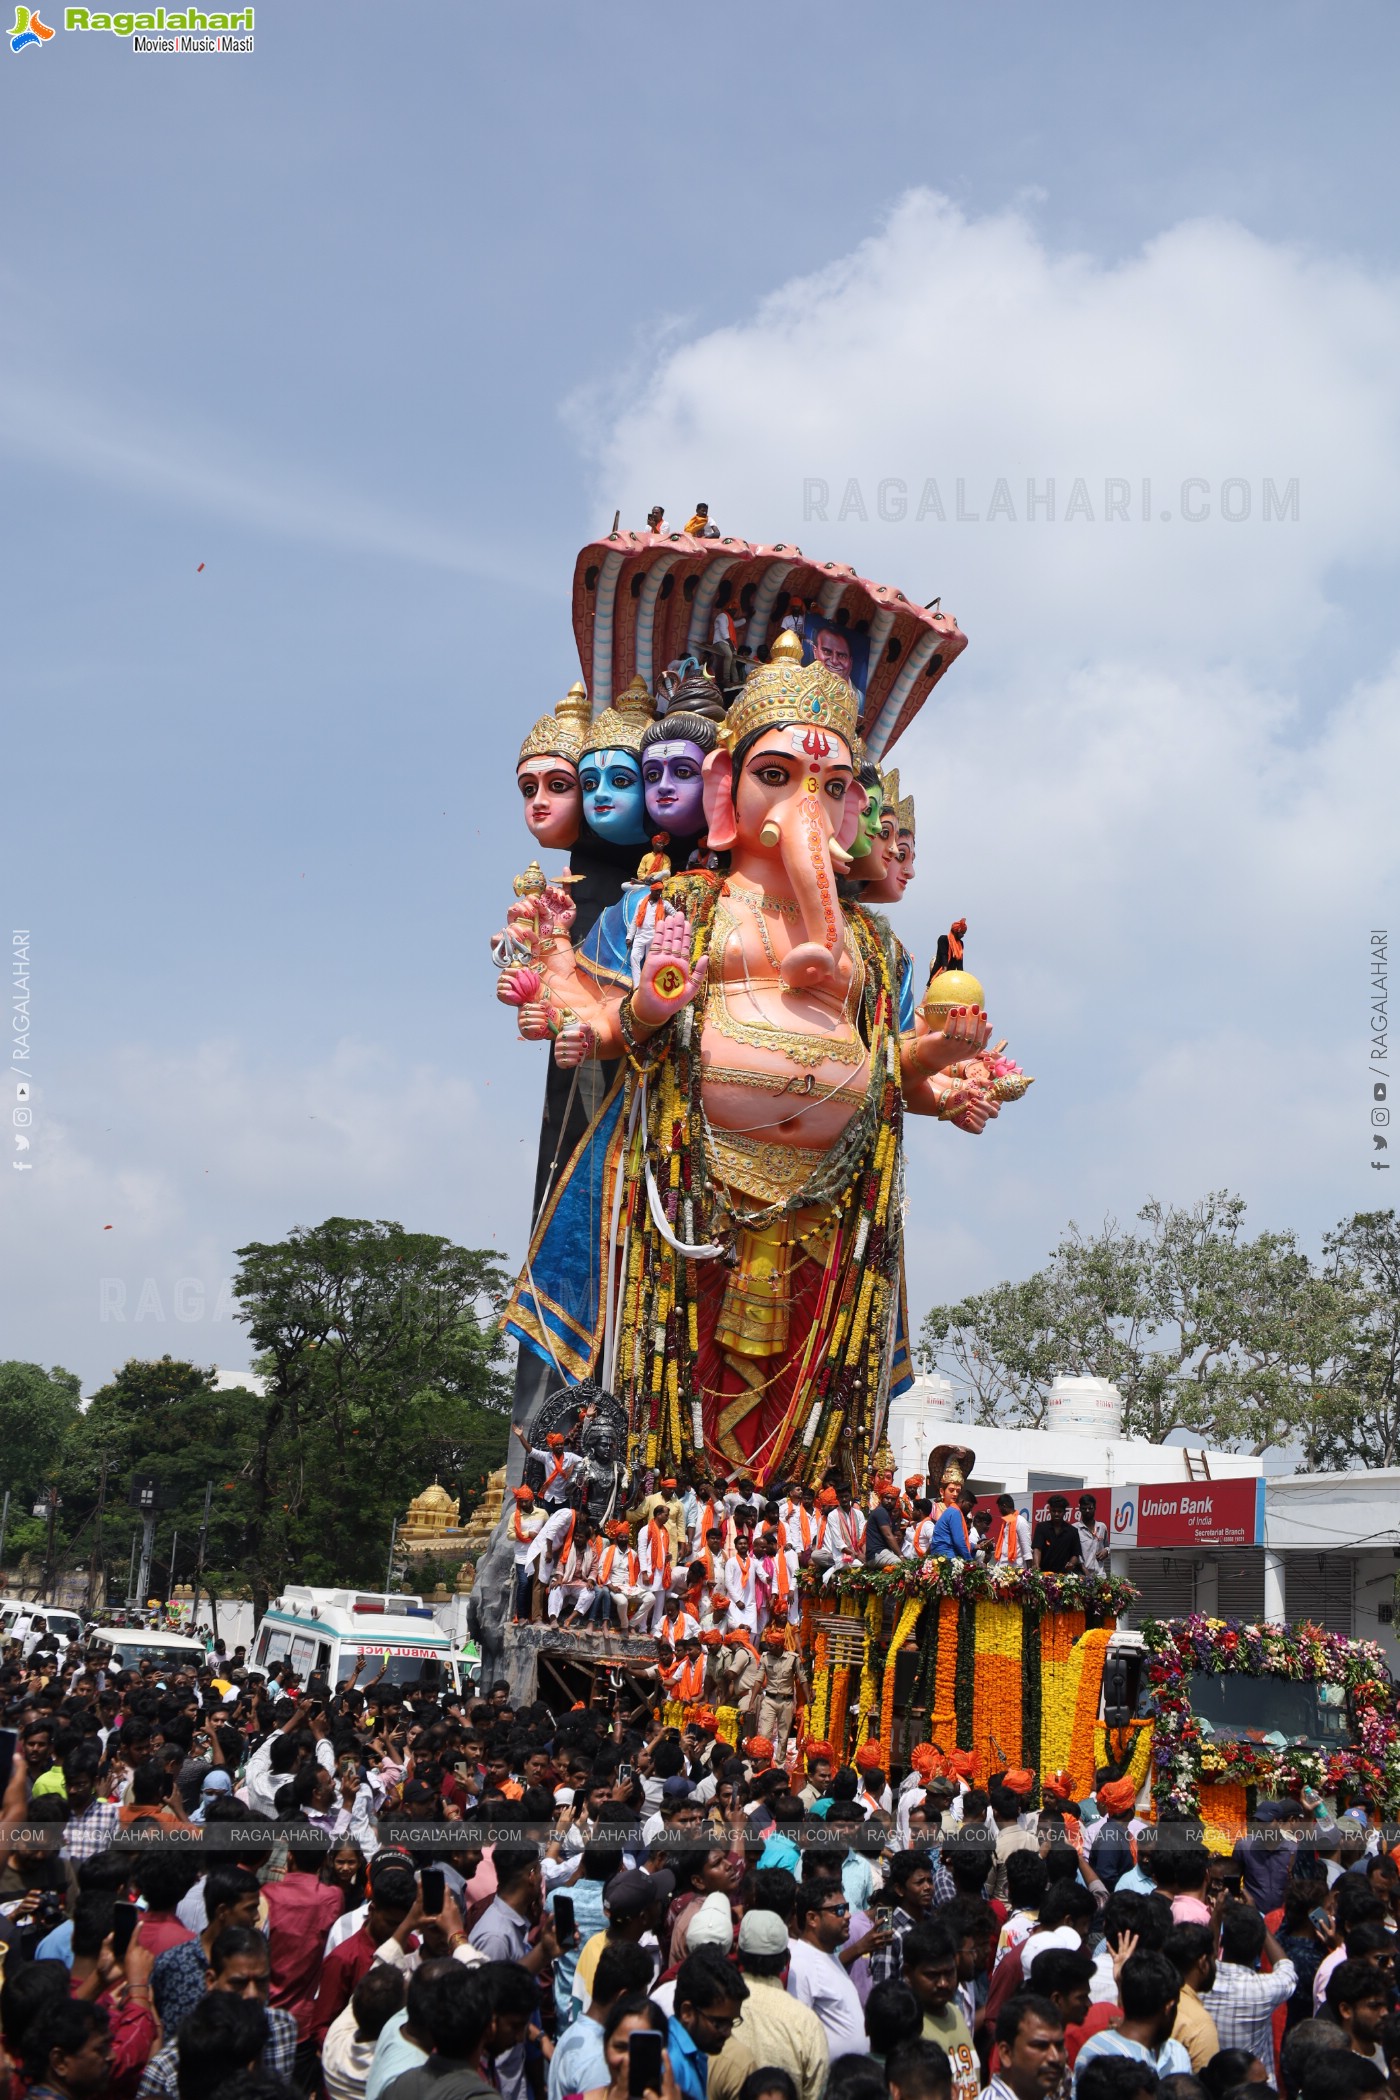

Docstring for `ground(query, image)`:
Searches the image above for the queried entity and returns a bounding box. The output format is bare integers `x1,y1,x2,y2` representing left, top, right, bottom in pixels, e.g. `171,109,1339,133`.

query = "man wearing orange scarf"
509,1487,547,1620
724,1530,761,1633
780,1483,821,1562
904,1497,937,1559
754,1516,798,1631
991,1494,1031,1567
637,1500,674,1634
813,1481,865,1574
512,1422,584,1509
598,1518,649,1633
755,1625,805,1758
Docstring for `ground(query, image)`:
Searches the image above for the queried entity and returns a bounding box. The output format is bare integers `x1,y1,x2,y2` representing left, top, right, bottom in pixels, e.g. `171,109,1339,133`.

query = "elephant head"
703,722,857,994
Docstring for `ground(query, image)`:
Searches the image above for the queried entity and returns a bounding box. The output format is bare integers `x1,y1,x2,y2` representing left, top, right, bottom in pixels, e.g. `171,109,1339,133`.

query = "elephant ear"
701,748,737,850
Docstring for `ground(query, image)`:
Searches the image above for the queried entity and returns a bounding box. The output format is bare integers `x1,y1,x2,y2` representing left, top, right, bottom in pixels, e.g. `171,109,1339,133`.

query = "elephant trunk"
778,790,844,994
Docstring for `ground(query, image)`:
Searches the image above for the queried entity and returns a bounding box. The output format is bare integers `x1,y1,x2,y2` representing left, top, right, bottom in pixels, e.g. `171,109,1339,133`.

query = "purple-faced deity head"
639,712,719,841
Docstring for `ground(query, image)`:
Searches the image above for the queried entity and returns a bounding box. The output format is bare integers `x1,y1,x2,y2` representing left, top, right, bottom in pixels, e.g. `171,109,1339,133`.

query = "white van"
86,1626,207,1675
253,1587,464,1696
0,1599,83,1647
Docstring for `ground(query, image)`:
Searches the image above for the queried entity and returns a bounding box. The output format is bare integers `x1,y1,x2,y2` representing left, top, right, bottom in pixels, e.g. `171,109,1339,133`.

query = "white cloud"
0,1040,538,1393
585,191,1400,675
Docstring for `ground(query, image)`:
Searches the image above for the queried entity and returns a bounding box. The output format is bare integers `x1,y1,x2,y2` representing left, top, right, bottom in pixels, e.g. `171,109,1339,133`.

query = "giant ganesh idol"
495,531,1029,1488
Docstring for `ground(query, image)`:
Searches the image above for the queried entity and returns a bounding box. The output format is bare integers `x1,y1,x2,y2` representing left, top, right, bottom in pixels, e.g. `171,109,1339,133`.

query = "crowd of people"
0,1619,1396,2100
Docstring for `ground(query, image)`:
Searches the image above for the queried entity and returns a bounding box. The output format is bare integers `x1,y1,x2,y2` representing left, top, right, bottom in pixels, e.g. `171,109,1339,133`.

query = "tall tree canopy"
920,1193,1383,1459
2,1219,513,1611
231,1217,512,1608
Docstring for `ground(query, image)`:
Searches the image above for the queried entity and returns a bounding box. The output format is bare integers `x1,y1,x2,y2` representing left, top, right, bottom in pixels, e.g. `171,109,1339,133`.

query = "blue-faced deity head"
579,743,648,846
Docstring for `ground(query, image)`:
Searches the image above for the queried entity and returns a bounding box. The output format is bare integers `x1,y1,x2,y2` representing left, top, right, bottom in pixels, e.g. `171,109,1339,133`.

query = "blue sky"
4,3,1399,1392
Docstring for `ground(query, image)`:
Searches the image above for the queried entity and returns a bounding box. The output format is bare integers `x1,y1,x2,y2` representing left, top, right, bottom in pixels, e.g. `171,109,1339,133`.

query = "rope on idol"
600,1078,643,1393
518,1063,583,1388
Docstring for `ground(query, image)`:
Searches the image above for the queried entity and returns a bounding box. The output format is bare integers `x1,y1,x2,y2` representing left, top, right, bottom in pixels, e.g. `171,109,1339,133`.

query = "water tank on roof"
1045,1376,1123,1439
905,1374,957,1422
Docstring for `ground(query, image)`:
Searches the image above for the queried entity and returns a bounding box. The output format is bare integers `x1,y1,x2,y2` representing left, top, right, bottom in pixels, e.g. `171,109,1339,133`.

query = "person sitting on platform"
814,1483,866,1573
866,1485,906,1569
599,1519,649,1633
931,1487,977,1561
525,1501,584,1612
550,1514,604,1626
970,1507,996,1561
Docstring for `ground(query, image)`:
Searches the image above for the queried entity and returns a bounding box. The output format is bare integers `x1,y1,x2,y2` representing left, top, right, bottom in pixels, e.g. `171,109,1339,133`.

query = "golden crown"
882,766,900,810
518,681,592,766
581,674,655,759
718,630,861,756
896,791,915,835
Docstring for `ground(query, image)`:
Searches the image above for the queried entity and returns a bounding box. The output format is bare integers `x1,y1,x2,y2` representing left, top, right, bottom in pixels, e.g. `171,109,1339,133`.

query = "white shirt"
525,1506,578,1577
785,1936,868,2060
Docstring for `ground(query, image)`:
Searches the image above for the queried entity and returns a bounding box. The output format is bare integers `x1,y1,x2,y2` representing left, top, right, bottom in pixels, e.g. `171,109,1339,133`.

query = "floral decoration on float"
1142,1613,1400,1819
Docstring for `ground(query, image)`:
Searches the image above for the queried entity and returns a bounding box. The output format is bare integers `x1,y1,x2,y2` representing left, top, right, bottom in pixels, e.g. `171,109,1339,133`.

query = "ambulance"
252,1586,465,1696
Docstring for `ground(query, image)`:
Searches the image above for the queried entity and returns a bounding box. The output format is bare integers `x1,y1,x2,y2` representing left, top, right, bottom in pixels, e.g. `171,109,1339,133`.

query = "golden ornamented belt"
703,1125,828,1205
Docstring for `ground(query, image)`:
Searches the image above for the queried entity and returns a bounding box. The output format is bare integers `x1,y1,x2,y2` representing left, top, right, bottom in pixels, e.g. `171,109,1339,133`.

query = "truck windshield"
1188,1669,1350,1747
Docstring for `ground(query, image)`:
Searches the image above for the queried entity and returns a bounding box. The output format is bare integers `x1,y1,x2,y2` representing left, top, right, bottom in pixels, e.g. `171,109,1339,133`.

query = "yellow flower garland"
972,1600,1023,1774
1039,1611,1086,1773
881,1595,925,1753
1092,1717,1155,1799
857,1592,884,1741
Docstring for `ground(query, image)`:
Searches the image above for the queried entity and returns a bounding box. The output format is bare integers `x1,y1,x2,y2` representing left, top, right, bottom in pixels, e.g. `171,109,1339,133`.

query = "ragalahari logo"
10,5,54,47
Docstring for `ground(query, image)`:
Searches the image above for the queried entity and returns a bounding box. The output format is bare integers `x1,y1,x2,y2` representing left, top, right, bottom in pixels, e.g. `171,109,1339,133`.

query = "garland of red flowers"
1142,1614,1400,1816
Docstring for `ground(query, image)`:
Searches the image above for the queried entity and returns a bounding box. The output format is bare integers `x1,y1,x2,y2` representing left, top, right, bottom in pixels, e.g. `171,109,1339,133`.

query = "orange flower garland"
931,1596,960,1736
972,1600,1023,1775
1198,1779,1249,1852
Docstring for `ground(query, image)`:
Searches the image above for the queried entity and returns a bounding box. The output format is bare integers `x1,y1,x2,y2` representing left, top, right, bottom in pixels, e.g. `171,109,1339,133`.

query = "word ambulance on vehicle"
252,1587,465,1695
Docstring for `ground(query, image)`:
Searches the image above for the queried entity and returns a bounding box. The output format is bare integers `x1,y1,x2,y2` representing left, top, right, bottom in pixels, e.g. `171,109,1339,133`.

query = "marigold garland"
1197,1780,1249,1852
809,1630,832,1743
931,1597,960,1737
715,1703,740,1748
972,1600,1023,1777
829,1663,852,1764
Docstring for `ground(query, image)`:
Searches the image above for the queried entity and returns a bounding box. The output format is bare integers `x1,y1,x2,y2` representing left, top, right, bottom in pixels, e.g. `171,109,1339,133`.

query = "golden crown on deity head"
580,674,656,759
717,628,862,759
882,767,900,812
896,789,915,836
518,681,592,767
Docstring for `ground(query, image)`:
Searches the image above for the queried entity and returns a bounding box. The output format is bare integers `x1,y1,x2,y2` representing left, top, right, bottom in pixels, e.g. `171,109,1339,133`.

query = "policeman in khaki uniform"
755,1625,806,1757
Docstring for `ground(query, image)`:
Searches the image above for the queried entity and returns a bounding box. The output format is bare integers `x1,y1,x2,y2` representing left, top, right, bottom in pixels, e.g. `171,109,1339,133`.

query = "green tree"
0,1362,84,1573
920,1192,1359,1454
1302,1211,1400,1470
232,1217,512,1608
64,1357,264,1604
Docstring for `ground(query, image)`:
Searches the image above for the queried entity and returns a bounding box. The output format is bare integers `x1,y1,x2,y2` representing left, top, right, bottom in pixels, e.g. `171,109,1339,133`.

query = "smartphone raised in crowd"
111,1902,141,1962
628,2030,664,2100
553,1893,577,1950
617,1762,635,1785
420,1868,445,1917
